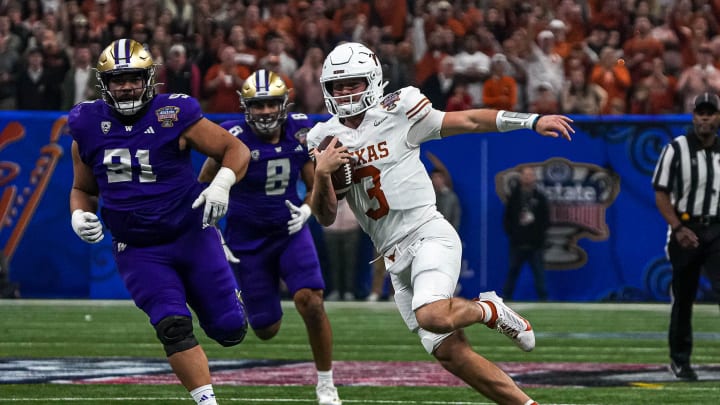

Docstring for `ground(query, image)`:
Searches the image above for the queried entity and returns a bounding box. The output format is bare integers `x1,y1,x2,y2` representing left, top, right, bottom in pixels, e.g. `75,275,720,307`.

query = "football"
316,136,354,198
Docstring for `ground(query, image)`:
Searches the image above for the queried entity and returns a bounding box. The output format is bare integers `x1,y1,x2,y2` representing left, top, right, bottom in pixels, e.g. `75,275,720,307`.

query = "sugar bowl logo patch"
156,106,180,128
381,91,400,111
294,127,309,144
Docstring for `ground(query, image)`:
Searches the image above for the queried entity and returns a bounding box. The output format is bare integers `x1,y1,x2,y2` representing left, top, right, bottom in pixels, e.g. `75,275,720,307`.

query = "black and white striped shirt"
652,133,720,217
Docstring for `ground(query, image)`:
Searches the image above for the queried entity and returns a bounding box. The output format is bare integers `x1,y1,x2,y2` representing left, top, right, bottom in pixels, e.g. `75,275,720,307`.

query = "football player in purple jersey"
198,70,341,405
69,39,250,405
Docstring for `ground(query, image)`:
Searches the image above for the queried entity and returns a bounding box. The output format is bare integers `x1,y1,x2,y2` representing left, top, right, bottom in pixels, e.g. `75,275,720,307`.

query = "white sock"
476,301,494,324
523,400,538,405
317,369,334,386
190,384,218,405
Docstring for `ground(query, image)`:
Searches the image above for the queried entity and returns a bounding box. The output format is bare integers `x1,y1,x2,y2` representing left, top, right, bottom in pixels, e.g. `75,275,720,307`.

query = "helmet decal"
113,39,133,66
320,42,387,118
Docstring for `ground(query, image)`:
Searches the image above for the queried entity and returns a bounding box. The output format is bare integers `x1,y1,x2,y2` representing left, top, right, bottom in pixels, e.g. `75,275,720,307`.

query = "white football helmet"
96,38,157,115
320,42,386,118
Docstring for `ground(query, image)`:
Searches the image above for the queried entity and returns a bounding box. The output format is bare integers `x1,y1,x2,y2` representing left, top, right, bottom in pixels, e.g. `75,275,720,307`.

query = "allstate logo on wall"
496,157,621,270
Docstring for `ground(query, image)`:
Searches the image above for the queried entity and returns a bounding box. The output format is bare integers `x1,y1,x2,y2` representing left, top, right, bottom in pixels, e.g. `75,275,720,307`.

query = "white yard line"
2,299,717,314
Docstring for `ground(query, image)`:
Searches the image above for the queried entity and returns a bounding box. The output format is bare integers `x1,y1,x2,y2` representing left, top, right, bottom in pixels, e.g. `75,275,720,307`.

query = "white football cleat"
477,291,535,352
316,382,342,405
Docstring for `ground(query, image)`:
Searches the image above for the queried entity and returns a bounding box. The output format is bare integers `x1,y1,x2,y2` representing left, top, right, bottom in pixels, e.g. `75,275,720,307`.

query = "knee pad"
155,316,199,356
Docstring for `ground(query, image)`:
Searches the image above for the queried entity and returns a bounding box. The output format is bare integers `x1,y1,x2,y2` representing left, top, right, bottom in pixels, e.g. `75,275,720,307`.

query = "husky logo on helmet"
96,38,157,116
320,42,387,118
238,69,289,136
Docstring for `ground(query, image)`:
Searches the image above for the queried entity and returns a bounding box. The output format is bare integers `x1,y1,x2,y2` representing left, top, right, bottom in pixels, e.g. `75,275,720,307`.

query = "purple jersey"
221,113,312,246
219,114,322,329
69,94,204,245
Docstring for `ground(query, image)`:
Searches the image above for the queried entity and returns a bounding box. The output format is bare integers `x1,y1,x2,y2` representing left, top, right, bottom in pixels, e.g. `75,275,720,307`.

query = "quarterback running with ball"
308,42,573,405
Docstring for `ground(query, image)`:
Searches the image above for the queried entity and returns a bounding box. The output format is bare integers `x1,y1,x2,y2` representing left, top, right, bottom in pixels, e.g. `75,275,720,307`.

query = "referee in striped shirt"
652,91,720,381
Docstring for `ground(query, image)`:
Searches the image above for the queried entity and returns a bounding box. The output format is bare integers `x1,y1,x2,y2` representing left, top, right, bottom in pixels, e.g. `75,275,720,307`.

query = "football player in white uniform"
308,42,573,405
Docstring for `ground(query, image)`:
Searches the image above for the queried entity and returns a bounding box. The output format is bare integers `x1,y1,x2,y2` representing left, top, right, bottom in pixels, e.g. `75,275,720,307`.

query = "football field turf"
1,299,719,404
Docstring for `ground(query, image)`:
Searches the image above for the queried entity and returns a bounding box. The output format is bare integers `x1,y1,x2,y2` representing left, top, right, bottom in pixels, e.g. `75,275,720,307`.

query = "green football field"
1,299,718,404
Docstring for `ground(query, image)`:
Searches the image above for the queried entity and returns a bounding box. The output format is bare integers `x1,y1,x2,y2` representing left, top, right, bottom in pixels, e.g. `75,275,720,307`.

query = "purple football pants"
113,225,246,343
230,226,324,330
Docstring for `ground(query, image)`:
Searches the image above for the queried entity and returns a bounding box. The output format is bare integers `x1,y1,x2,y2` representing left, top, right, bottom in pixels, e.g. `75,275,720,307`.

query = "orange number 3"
353,165,389,220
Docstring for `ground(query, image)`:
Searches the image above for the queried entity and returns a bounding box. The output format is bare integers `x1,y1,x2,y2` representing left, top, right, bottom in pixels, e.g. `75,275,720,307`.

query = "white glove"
71,209,104,244
192,167,236,227
216,229,240,263
285,200,311,235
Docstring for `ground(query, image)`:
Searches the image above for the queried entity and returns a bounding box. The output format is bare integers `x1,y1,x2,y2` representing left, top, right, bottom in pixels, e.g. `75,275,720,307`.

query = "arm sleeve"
306,124,322,151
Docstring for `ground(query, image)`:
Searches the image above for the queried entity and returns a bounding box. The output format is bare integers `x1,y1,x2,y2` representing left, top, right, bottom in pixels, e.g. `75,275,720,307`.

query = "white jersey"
308,86,446,253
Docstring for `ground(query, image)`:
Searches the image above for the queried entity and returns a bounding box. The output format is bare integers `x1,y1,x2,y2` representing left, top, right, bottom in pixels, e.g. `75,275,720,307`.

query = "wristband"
212,167,237,190
531,114,541,130
496,110,540,132
672,224,684,233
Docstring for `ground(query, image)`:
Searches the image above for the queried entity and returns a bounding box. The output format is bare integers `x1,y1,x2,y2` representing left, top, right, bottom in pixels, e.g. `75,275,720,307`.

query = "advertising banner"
1,112,711,301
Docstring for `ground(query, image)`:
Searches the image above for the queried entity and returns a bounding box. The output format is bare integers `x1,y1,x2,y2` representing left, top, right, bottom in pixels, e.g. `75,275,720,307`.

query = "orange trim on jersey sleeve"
406,98,431,120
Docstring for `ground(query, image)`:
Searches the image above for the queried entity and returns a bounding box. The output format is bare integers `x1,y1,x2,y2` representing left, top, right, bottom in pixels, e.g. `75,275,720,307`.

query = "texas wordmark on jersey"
307,86,445,252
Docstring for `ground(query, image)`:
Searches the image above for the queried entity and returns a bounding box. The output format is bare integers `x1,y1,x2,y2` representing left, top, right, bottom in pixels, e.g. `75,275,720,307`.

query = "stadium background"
3,111,715,302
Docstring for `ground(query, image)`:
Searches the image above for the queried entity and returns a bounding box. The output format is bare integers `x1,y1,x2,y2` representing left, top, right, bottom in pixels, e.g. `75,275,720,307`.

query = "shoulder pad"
381,86,432,122
286,113,314,130
220,120,244,137
153,93,202,126
288,112,309,121
68,100,103,133
306,122,329,150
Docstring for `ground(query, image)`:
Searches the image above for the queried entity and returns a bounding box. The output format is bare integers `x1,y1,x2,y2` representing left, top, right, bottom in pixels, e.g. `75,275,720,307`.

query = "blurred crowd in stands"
1,0,720,115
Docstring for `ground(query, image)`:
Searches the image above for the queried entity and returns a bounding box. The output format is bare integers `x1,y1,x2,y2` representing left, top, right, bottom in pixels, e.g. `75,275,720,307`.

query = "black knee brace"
155,316,199,356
